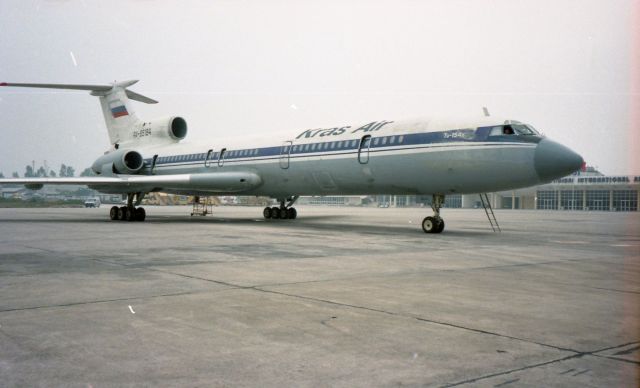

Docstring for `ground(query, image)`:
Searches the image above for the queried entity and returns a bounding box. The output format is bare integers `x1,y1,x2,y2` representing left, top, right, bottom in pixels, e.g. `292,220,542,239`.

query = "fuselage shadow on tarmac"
0,213,499,237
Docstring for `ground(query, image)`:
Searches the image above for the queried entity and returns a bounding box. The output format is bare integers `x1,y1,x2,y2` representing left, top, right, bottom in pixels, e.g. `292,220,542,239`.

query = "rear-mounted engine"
132,116,188,142
91,149,145,175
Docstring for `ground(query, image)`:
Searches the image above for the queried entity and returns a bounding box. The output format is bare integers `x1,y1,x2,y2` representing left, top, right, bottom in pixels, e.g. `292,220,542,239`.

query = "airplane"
0,80,584,233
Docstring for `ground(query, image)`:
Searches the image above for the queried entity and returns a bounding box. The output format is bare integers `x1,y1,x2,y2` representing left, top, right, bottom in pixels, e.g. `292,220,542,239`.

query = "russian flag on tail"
109,100,129,118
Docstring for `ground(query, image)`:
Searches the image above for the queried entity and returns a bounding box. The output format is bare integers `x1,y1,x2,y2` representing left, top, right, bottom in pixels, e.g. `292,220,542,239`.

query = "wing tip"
0,82,7,86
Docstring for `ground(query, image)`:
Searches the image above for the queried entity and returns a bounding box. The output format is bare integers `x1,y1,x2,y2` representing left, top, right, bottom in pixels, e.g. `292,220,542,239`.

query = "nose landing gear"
263,196,299,220
422,194,445,233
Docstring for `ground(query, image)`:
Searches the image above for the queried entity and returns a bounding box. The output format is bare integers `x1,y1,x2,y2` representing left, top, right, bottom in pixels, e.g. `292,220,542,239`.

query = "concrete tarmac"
0,206,638,387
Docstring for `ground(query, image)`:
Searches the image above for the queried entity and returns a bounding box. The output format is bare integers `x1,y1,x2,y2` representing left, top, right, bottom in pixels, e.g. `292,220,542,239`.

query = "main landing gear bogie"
110,206,146,222
263,196,298,220
109,192,147,222
263,206,297,220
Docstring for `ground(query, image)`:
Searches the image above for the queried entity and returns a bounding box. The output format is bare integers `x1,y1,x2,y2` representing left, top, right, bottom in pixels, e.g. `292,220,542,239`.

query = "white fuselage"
93,117,548,197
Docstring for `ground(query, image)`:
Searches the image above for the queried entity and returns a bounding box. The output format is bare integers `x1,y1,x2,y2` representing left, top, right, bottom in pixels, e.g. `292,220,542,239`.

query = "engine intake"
91,149,145,175
169,117,187,140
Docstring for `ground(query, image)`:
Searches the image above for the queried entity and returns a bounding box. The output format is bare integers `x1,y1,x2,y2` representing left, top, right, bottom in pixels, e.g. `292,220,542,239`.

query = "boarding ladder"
479,193,501,232
191,196,214,216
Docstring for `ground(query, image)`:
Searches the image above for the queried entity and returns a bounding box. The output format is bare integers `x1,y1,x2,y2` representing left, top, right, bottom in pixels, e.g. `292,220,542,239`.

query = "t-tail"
0,80,187,148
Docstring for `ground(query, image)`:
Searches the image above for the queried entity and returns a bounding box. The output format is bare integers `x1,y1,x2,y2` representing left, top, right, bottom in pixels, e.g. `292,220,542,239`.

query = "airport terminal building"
489,167,639,211
303,167,639,212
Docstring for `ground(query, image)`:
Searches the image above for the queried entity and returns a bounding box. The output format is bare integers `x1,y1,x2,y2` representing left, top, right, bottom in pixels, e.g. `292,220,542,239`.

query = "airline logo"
109,100,129,118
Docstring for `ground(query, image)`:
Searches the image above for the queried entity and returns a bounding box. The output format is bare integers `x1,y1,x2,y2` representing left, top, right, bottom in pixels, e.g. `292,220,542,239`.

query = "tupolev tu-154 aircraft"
0,80,583,233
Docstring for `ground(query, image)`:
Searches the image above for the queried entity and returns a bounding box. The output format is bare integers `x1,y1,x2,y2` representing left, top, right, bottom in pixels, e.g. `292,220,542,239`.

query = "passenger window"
373,138,379,146
381,137,387,145
389,136,395,144
398,136,404,143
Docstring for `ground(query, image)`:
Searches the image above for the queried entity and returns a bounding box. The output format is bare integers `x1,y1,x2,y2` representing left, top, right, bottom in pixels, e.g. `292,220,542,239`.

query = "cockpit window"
488,124,540,136
512,124,539,135
489,126,515,136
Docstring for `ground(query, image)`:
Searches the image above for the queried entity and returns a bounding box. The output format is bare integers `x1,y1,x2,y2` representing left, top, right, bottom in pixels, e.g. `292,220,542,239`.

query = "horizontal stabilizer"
0,82,113,91
0,80,157,104
125,89,158,104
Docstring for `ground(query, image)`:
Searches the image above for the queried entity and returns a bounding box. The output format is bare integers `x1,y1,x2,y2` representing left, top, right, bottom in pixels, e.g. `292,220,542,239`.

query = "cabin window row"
288,135,406,153
156,135,408,164
158,148,261,163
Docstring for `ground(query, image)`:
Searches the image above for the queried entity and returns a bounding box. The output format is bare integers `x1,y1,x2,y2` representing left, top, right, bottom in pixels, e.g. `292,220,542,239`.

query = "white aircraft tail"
0,80,157,147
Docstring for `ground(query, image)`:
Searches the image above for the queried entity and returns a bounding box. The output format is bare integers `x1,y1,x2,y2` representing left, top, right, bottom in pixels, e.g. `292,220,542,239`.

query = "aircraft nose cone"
534,138,583,182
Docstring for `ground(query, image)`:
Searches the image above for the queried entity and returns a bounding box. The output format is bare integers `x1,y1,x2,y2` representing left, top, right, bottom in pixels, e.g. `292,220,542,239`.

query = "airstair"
479,193,501,232
191,196,214,216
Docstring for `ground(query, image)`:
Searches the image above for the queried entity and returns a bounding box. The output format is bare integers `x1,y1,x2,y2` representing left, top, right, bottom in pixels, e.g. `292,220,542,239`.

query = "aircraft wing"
0,172,262,194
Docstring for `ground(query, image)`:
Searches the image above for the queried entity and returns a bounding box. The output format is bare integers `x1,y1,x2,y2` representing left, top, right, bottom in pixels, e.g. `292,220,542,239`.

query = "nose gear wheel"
422,194,445,234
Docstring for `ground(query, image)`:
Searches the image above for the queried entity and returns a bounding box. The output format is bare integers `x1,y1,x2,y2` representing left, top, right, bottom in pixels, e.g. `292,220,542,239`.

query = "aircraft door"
150,154,158,175
358,135,372,164
280,141,292,169
204,149,213,167
218,148,227,167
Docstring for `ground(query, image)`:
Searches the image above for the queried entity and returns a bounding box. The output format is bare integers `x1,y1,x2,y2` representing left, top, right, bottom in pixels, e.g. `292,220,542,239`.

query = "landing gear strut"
110,192,146,222
422,194,445,234
263,196,298,220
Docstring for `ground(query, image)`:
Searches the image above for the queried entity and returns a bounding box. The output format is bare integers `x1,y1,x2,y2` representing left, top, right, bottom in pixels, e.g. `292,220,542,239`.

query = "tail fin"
0,80,157,147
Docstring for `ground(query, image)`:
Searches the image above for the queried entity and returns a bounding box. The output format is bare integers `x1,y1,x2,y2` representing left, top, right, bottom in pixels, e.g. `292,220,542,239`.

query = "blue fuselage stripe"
146,128,541,167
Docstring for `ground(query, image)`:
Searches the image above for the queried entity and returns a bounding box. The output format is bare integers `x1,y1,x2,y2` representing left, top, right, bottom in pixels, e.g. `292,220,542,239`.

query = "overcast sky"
1,0,638,176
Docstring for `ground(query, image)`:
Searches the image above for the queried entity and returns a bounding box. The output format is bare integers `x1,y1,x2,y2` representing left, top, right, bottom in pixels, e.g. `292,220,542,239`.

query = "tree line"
0,164,95,179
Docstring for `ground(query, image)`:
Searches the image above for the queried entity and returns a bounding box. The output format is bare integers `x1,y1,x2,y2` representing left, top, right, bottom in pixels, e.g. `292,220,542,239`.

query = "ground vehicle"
84,198,101,208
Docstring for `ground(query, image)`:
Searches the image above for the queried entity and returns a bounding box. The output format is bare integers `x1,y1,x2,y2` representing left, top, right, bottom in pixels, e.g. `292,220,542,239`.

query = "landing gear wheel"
125,208,135,221
110,206,119,220
287,207,297,219
279,208,289,219
118,207,127,221
270,207,280,219
135,207,146,222
422,216,439,234
263,207,272,219
436,218,445,233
